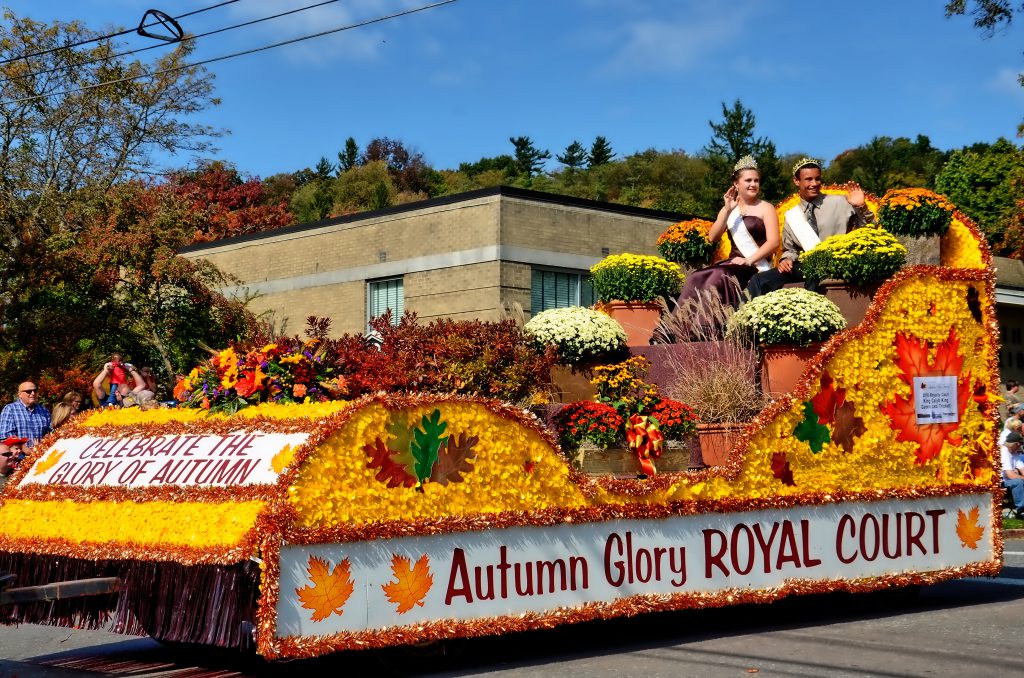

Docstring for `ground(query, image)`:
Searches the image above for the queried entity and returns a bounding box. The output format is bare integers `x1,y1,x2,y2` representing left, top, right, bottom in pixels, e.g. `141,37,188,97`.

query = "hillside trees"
935,137,1024,249
0,12,251,392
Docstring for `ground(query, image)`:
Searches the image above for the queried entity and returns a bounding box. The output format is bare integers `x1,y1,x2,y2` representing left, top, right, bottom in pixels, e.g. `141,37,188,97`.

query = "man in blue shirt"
0,381,52,449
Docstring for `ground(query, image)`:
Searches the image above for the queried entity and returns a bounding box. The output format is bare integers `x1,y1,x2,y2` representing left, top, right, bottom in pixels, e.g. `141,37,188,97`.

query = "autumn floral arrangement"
799,226,907,286
878,188,956,236
589,254,683,303
524,306,627,366
656,219,730,267
728,288,846,347
174,338,343,413
552,401,624,450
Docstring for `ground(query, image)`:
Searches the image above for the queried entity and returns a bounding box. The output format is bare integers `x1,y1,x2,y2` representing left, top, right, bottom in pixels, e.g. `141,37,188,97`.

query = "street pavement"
3,540,1024,677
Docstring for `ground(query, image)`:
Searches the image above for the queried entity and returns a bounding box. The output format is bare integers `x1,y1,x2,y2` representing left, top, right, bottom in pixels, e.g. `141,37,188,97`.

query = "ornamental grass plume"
799,226,907,286
662,328,763,425
727,288,846,347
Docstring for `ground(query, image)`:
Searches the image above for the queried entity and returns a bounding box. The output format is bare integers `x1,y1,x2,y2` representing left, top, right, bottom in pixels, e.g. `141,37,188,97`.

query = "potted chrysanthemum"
590,253,683,347
877,188,955,265
525,306,628,402
799,226,907,326
656,218,730,270
728,288,847,397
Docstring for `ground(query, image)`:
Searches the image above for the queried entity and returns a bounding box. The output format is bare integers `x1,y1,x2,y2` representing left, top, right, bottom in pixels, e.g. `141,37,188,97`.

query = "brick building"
178,186,687,335
179,187,1024,382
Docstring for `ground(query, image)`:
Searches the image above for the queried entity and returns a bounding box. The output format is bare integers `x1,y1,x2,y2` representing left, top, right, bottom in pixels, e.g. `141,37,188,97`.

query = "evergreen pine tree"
557,140,588,169
338,137,359,173
509,136,551,177
588,136,614,167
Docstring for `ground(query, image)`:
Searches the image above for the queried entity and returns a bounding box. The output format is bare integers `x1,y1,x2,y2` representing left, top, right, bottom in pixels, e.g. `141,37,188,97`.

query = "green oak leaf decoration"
794,400,830,454
411,409,449,484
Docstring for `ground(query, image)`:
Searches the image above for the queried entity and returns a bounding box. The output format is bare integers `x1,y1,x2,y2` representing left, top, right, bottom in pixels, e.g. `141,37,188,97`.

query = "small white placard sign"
913,376,958,425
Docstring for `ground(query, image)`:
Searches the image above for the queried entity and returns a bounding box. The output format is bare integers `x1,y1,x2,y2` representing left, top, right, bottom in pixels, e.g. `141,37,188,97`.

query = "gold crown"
733,155,758,172
792,157,821,176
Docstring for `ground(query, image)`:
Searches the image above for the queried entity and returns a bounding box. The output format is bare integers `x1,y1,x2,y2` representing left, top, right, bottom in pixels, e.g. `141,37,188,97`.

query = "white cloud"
218,0,430,65
596,6,754,76
988,66,1024,99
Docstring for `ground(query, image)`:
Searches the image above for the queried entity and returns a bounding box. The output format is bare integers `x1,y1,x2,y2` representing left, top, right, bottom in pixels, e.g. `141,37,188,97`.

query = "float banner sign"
913,376,959,425
275,493,995,638
21,432,308,488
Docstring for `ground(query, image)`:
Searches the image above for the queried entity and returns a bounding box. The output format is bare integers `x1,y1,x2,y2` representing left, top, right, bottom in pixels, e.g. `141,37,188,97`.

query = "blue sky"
4,0,1024,179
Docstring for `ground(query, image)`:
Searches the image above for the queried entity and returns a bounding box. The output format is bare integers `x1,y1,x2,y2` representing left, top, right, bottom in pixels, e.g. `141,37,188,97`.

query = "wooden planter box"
576,438,700,475
819,279,882,328
605,301,662,347
760,342,824,398
549,365,597,404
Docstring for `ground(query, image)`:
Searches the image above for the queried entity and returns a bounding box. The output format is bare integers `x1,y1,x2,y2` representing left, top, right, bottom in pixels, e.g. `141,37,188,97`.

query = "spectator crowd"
0,353,163,488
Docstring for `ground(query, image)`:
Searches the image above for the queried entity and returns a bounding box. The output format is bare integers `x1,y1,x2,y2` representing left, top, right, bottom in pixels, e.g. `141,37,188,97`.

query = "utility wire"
0,0,242,66
0,0,346,87
0,0,458,107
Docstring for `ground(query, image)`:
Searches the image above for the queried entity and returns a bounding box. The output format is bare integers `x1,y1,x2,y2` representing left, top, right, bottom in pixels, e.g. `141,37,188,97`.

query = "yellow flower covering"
0,500,264,551
941,215,987,269
288,401,592,527
81,400,351,427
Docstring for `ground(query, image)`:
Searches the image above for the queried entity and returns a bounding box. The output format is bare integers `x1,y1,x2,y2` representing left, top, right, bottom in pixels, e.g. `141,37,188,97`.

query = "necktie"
805,201,818,231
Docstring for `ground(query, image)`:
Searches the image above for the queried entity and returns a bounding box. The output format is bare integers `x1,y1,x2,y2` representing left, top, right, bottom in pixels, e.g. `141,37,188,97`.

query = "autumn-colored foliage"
170,161,293,242
382,554,433,614
330,312,556,404
880,328,973,464
296,555,355,622
955,506,984,550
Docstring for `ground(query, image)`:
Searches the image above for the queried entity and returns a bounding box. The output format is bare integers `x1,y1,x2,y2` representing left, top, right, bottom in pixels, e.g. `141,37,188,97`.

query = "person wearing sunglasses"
0,443,14,490
0,381,52,449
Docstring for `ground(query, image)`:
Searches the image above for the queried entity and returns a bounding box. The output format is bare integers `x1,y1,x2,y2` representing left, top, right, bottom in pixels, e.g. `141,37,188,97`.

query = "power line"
0,0,242,66
0,0,458,108
0,0,346,87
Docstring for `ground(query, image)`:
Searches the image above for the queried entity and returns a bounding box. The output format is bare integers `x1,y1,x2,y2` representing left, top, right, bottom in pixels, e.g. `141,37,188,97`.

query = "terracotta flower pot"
604,301,662,347
696,422,744,466
819,279,882,328
549,365,597,404
760,343,823,397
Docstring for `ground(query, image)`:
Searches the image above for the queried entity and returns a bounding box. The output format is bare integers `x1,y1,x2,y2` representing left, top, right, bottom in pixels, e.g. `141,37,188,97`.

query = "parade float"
0,187,1004,660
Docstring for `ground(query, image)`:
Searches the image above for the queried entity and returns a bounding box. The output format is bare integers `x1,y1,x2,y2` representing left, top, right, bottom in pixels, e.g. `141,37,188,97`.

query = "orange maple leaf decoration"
879,328,974,465
381,554,433,614
295,555,355,622
955,506,984,549
270,444,296,474
32,449,64,476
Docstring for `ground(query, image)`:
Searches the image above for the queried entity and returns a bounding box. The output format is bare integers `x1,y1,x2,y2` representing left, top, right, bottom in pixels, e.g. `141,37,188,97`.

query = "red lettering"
703,529,729,578
836,514,857,564
859,514,880,562
776,521,801,569
906,512,926,556
445,548,472,604
800,520,822,567
926,509,945,553
730,524,755,575
753,522,780,573
604,533,625,586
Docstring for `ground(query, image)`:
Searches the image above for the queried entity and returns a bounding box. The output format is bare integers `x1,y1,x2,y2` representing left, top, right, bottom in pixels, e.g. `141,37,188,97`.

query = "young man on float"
746,157,876,297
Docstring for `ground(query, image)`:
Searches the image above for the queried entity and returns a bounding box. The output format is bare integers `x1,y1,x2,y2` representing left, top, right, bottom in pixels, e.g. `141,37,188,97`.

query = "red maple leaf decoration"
770,452,795,486
364,438,416,488
810,371,846,425
879,328,972,465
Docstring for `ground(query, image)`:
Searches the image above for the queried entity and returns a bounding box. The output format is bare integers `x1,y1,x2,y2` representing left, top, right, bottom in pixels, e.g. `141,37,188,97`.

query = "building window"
368,277,404,326
530,268,595,313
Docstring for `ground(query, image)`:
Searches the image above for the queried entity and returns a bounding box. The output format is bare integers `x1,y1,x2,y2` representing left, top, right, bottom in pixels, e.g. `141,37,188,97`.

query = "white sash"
727,208,771,272
785,205,822,252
